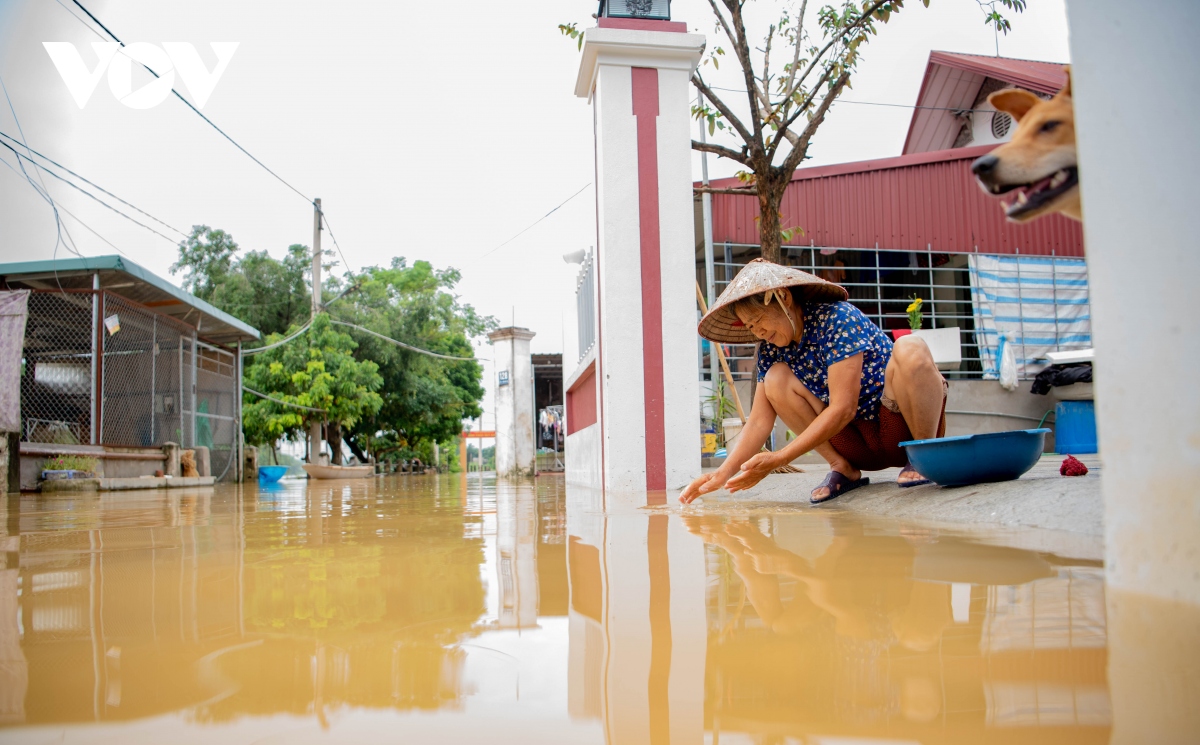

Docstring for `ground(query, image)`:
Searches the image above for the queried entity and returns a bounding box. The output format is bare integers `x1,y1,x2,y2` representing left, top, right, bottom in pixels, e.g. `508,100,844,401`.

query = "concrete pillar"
571,19,704,503
2,432,17,494
488,326,536,478
162,441,181,478
193,446,211,478
242,445,258,482
1065,0,1200,604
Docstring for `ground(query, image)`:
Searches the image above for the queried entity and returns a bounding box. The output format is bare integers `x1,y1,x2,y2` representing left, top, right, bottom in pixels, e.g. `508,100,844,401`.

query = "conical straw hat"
698,258,849,344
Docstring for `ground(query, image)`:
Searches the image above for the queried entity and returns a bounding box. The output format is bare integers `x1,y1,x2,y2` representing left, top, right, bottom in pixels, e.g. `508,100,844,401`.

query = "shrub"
43,455,99,473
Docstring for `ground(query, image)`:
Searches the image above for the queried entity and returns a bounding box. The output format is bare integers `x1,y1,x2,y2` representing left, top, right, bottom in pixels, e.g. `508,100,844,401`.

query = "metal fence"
20,290,240,480
704,243,1090,381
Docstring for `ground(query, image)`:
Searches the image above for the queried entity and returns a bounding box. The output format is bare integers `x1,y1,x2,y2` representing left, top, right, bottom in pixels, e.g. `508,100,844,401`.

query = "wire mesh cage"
21,290,242,481
21,291,94,445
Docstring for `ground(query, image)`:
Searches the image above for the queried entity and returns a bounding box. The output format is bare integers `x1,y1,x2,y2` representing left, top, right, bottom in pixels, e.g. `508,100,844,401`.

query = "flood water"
0,474,1191,743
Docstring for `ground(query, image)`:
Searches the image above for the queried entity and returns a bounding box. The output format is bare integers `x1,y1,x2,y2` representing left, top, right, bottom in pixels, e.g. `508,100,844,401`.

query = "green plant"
907,296,923,331
43,455,98,473
705,378,741,446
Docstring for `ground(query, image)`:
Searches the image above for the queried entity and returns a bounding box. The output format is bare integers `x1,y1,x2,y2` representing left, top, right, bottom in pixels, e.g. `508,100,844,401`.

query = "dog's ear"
988,88,1041,121
1059,65,1072,98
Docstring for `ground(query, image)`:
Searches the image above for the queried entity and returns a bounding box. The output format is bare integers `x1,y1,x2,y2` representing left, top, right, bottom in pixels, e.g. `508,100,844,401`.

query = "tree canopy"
173,226,492,463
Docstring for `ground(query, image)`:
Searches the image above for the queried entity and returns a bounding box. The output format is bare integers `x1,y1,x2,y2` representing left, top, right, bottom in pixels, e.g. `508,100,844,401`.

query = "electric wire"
0,140,179,245
0,71,82,286
318,208,351,274
240,319,313,356
477,183,591,260
704,84,1003,113
0,130,187,238
243,386,327,413
330,320,477,361
69,0,312,204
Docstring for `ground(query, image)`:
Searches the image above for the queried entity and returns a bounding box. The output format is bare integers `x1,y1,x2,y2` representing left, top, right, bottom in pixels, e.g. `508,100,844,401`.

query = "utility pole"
309,198,323,463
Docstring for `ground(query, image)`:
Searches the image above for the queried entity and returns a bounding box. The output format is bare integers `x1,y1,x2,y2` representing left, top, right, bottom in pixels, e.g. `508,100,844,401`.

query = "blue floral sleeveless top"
755,301,893,420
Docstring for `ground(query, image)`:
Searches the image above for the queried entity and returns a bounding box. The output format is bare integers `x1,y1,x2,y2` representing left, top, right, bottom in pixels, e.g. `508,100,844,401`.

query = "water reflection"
0,477,1189,742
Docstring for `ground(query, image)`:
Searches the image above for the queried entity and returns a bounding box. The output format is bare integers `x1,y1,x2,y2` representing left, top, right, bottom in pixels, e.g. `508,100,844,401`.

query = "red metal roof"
927,51,1067,94
903,51,1068,154
703,145,1084,257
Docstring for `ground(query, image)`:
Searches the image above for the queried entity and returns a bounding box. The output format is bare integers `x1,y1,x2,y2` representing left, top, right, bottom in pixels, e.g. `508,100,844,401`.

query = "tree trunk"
327,422,343,465
756,172,790,264
345,435,368,464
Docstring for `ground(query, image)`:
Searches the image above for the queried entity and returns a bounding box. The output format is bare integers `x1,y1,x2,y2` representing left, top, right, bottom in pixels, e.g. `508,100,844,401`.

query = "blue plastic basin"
258,465,288,483
899,429,1050,487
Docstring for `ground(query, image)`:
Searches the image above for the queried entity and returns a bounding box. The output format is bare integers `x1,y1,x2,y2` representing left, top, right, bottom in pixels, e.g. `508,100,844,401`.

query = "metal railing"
21,290,241,480
576,250,596,362
702,243,1091,381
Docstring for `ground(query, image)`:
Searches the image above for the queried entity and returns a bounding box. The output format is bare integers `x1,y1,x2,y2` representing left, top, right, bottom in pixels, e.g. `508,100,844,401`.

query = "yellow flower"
906,298,923,313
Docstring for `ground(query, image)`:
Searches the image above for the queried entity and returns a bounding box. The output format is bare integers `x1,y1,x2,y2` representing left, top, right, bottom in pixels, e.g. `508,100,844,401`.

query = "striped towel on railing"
968,254,1091,380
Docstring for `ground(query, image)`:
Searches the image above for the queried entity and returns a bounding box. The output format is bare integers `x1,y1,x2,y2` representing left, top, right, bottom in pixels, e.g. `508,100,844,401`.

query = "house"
691,52,1087,445
1,255,261,487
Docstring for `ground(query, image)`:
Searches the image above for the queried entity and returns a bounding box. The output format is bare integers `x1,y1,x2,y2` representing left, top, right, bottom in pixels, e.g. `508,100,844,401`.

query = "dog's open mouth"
988,167,1078,219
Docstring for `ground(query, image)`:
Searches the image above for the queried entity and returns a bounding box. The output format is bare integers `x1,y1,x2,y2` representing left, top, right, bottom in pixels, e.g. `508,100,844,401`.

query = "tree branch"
692,72,755,147
782,71,850,174
769,64,835,158
693,186,759,195
778,0,809,111
692,139,752,166
721,0,766,147
790,0,888,95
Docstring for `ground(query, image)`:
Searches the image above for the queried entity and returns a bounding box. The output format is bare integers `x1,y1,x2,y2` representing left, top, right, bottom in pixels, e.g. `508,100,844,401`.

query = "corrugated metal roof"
903,51,1068,154
0,255,261,344
929,51,1067,94
703,145,1084,257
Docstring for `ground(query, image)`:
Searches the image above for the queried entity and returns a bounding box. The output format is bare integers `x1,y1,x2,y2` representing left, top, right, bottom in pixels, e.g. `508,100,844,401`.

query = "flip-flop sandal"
810,471,870,504
897,461,932,488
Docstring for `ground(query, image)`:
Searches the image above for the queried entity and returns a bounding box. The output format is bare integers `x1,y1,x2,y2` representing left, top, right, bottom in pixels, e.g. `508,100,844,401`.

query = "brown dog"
971,69,1080,222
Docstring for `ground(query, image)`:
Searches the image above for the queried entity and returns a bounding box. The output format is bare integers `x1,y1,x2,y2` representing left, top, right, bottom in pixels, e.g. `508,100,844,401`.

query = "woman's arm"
679,384,776,503
726,353,864,491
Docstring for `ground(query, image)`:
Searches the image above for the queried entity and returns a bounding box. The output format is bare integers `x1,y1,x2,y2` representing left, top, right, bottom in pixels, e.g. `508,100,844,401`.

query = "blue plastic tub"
258,465,288,483
1054,401,1097,454
899,429,1050,487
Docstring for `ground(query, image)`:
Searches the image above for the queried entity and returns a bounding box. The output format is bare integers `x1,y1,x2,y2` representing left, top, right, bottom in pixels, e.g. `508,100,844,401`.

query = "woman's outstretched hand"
725,452,781,493
679,471,730,504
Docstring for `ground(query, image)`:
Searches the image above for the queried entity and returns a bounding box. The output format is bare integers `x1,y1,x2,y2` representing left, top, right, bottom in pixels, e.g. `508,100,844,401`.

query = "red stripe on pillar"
632,67,667,498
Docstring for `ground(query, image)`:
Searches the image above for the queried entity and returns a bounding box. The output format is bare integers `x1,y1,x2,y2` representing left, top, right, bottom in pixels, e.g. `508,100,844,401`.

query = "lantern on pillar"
597,0,671,21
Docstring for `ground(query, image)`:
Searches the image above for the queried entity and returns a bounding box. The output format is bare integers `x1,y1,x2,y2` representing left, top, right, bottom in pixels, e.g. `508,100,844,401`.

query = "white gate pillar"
572,19,705,503
489,326,536,478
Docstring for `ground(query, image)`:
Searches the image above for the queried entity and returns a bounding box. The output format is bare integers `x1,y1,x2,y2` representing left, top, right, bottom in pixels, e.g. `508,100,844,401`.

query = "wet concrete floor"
0,474,1195,743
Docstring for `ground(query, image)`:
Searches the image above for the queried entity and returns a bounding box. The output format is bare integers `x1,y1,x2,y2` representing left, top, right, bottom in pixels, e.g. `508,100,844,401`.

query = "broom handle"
696,283,747,424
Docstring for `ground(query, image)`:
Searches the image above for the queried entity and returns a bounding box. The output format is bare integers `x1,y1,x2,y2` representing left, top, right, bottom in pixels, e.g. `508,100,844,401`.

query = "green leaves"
242,313,383,446
558,22,584,51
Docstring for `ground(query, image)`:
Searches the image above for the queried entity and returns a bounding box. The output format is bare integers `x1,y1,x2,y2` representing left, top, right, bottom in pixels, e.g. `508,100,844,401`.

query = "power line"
68,0,312,204
0,72,83,265
0,140,179,245
477,183,591,260
318,208,351,274
243,386,327,413
704,84,1000,113
0,131,187,238
330,320,477,361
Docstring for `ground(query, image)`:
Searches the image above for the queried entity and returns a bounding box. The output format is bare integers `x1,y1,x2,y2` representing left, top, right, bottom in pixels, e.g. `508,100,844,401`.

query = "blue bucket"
1055,401,1097,455
258,465,288,483
899,429,1050,487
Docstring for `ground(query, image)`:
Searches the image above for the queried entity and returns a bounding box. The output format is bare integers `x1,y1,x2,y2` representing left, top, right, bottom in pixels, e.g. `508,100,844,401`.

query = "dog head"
971,68,1080,222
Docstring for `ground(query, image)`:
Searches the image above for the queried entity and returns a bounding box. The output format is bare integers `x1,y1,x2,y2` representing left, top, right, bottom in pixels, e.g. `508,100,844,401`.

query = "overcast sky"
0,0,1070,431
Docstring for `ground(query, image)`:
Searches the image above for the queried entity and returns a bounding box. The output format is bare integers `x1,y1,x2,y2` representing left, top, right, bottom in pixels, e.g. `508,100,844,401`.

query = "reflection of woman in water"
687,516,953,725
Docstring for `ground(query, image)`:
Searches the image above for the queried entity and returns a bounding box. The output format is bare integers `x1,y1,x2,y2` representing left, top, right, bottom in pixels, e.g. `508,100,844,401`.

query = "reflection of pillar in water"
565,484,705,743
0,562,27,723
496,485,538,628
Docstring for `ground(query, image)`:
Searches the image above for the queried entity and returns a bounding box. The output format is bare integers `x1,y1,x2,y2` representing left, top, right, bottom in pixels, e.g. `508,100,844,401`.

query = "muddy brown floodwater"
0,474,1194,743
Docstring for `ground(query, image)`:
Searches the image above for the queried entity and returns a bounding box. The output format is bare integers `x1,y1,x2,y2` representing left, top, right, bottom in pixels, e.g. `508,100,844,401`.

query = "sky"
0,0,1071,432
